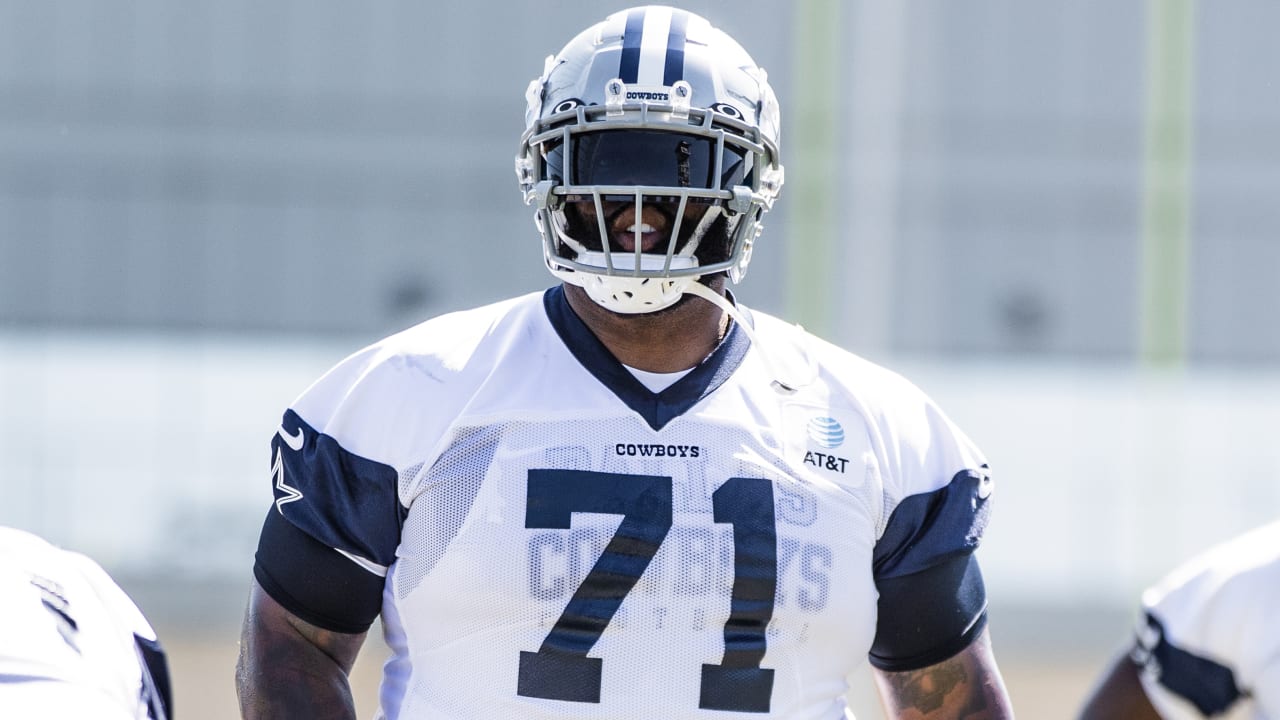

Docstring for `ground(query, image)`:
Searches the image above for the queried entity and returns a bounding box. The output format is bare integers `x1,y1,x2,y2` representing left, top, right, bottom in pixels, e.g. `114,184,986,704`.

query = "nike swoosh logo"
278,425,305,452
976,472,993,500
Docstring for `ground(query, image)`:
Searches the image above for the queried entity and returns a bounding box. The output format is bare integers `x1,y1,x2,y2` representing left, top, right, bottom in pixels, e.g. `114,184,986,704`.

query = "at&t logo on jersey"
803,416,851,474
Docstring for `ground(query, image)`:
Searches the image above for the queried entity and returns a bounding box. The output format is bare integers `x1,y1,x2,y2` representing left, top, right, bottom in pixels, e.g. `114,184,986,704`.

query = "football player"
236,6,1014,718
0,526,172,720
1079,520,1280,719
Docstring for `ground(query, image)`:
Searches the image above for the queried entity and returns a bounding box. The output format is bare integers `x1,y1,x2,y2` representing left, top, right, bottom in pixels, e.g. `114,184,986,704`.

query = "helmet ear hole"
553,98,583,114
710,103,744,120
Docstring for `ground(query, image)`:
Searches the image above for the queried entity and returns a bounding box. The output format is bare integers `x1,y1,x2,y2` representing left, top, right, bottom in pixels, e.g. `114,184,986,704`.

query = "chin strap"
682,282,818,394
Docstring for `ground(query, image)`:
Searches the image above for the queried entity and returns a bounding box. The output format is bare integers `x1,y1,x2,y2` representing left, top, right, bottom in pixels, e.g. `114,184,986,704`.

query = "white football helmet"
516,5,784,314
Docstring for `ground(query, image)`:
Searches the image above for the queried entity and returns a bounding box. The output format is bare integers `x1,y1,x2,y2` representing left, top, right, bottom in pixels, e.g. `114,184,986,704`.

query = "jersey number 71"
518,469,777,713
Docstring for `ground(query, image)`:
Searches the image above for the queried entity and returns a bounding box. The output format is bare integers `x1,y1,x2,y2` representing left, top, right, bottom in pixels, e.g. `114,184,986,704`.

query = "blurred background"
1,0,1277,717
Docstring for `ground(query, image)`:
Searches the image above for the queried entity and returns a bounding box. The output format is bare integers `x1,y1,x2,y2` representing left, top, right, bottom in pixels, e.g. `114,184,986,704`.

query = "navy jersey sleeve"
133,633,172,720
868,467,992,671
1131,520,1280,719
1131,611,1243,718
254,406,407,634
861,379,994,672
249,312,502,634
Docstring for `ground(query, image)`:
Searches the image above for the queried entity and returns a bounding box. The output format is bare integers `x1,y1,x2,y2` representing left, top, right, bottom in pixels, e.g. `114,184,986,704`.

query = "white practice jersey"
260,288,993,719
0,527,170,720
1134,520,1280,720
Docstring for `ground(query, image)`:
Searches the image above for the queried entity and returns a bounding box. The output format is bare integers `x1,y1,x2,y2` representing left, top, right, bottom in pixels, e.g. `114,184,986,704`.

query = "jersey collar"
543,285,751,431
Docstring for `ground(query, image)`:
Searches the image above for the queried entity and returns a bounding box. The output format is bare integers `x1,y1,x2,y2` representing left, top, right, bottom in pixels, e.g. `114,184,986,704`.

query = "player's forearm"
873,629,1014,719
236,580,367,720
236,618,360,719
876,664,1012,719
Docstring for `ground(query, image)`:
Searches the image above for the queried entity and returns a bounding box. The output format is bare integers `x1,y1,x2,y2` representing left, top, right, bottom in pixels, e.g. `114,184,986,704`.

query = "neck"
563,281,729,373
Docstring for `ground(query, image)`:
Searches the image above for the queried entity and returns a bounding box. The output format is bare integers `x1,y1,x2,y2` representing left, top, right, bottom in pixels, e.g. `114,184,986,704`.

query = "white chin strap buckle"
577,273,697,314
565,252,700,314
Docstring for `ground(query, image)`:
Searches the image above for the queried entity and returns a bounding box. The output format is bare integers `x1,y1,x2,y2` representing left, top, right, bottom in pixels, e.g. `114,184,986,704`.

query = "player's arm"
236,499,388,719
873,627,1013,719
869,466,1012,718
236,405,404,717
236,578,367,720
1077,650,1163,720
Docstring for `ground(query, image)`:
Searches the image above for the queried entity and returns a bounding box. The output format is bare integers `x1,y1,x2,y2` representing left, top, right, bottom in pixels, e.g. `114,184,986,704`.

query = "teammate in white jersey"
1079,520,1280,719
236,6,1014,718
0,526,172,720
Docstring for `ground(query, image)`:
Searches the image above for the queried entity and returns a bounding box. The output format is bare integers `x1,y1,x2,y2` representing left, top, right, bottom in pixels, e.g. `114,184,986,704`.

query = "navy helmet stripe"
663,9,690,86
619,8,645,84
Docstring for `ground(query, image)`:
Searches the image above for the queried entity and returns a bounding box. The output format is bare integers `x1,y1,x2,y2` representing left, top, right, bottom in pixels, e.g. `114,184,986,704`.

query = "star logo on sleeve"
271,445,304,513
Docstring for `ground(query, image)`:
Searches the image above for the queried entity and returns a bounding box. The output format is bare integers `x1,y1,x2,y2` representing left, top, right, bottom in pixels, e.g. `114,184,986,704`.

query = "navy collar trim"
542,285,752,431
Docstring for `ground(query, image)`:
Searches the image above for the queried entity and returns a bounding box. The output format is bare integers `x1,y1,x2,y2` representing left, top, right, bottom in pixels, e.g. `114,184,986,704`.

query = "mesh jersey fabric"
263,288,992,720
1135,520,1280,720
0,527,169,720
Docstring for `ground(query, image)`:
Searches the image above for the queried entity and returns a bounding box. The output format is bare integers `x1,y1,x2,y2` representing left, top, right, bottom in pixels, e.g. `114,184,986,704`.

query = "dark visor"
546,130,749,190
